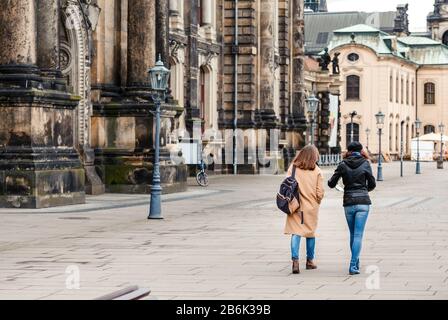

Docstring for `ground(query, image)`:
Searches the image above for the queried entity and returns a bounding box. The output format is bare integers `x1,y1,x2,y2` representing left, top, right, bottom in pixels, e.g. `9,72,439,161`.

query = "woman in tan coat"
285,145,325,274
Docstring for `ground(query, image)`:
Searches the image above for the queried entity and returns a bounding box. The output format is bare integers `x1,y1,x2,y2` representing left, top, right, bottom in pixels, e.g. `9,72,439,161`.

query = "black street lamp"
415,119,422,175
306,93,320,146
365,128,371,151
438,123,445,169
375,111,385,182
349,111,358,143
147,56,171,220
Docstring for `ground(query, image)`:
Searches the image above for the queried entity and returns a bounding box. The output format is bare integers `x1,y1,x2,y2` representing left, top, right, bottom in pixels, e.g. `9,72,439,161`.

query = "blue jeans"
291,235,315,261
344,205,370,272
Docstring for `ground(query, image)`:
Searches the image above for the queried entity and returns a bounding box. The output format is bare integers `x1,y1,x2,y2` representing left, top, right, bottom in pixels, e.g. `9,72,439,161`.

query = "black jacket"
328,155,376,207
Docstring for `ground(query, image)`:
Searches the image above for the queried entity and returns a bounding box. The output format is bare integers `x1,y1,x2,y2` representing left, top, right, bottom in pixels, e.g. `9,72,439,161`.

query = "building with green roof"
326,23,448,159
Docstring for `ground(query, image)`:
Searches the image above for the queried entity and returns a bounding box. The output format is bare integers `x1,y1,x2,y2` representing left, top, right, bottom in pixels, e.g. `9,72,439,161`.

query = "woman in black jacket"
328,142,376,275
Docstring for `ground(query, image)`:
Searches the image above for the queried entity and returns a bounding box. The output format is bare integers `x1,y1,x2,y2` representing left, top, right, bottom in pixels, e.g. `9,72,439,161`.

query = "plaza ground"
0,161,447,300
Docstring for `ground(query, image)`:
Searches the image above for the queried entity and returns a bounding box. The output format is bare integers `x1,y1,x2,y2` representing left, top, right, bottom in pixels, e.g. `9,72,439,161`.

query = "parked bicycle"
196,159,209,187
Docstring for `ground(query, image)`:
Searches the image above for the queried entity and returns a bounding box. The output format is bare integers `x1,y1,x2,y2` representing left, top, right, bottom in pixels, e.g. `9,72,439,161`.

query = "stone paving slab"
0,162,447,300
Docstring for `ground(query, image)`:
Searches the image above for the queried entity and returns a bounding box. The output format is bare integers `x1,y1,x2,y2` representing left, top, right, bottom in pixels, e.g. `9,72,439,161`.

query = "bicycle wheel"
196,172,209,187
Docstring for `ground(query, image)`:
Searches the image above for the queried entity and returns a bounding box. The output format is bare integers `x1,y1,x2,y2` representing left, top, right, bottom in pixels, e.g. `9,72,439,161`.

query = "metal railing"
318,154,342,167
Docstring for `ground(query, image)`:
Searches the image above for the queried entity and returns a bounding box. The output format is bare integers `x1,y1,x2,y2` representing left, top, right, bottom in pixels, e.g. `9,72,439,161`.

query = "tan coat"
284,165,325,238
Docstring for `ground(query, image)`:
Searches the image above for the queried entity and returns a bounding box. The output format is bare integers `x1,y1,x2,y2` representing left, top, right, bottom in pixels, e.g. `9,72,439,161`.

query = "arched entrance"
443,30,448,46
59,2,91,149
59,1,104,194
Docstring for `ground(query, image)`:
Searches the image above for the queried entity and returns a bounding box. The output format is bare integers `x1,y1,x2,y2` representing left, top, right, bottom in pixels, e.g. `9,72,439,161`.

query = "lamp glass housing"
306,94,319,115
415,119,422,133
375,111,385,129
148,57,171,92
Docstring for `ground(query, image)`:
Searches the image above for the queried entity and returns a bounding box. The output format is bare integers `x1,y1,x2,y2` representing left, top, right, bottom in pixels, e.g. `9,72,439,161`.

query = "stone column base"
0,169,85,209
94,150,188,195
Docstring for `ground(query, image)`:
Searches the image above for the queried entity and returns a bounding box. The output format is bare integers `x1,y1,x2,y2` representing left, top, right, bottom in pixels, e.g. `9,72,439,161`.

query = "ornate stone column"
127,0,156,87
0,0,36,65
36,0,60,71
256,0,278,129
290,0,307,141
317,91,331,154
91,0,186,195
202,0,212,26
0,0,85,208
156,0,170,66
169,0,179,16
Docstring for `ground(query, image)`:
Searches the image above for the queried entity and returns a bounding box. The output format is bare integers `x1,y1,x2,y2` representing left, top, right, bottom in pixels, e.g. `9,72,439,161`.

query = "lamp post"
306,93,320,146
400,121,405,177
415,119,422,175
365,128,371,151
438,123,445,169
147,56,171,220
349,111,358,143
375,111,385,182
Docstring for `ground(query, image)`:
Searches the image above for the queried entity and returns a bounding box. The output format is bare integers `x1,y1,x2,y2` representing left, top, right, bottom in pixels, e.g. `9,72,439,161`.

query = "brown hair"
343,148,371,161
292,145,320,170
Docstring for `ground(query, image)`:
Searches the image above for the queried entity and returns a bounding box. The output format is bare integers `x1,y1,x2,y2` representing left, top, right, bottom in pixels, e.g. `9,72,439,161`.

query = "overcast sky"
326,0,435,32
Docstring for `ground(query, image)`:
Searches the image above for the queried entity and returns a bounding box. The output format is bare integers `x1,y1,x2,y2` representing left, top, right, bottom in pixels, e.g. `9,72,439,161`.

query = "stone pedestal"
91,101,187,194
0,0,85,208
0,66,85,208
90,0,187,195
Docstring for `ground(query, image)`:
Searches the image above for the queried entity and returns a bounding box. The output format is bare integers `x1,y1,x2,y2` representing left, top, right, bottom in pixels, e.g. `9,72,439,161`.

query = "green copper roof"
327,24,448,66
398,36,441,46
334,24,389,36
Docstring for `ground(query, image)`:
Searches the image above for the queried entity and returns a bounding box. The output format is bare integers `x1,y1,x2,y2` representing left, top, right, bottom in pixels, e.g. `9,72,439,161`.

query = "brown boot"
306,259,317,270
292,260,300,274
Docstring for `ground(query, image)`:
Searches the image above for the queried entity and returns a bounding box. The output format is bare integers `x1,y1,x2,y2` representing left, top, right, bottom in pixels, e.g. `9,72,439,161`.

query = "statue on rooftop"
318,47,331,71
332,52,341,75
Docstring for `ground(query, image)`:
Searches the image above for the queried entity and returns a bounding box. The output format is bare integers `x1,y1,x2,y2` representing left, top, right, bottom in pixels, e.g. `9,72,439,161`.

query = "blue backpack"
276,166,300,215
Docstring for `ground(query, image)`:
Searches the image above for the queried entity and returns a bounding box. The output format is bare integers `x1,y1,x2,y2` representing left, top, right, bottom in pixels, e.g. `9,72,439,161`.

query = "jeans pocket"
356,204,370,212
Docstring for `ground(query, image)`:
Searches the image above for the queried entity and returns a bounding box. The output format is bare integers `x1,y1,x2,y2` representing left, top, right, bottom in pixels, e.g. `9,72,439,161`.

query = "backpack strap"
291,165,300,202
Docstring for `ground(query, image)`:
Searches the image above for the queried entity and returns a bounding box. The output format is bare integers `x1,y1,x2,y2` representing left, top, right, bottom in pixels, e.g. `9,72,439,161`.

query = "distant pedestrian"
328,142,376,275
284,145,325,274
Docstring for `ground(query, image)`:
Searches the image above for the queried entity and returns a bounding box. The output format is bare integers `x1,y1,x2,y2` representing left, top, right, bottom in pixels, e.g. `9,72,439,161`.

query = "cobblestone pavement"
0,162,447,300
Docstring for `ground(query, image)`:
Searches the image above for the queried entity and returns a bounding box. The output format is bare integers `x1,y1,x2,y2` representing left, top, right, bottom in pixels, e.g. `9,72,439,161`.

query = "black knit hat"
347,141,363,152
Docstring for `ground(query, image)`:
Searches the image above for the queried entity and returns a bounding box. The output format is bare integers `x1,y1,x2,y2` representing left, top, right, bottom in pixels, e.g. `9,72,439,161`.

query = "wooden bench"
95,286,151,300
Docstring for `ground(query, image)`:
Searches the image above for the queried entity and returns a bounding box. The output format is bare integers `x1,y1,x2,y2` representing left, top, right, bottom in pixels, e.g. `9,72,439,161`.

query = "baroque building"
428,0,448,45
0,0,311,208
327,23,448,158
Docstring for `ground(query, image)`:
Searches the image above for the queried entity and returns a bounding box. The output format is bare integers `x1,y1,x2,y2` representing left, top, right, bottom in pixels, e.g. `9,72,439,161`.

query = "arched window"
401,78,404,104
346,75,360,100
346,123,359,146
396,76,399,103
199,67,206,120
424,82,435,104
390,75,393,102
406,79,409,105
443,31,448,46
424,125,435,135
396,123,399,152
389,122,393,151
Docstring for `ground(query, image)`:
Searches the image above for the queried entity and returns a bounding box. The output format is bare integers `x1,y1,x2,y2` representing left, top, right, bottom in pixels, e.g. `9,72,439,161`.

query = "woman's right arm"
328,164,342,189
366,163,377,192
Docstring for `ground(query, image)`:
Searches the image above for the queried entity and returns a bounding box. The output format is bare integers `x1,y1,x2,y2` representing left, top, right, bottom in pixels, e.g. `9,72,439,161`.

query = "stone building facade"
0,0,314,208
168,0,312,174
